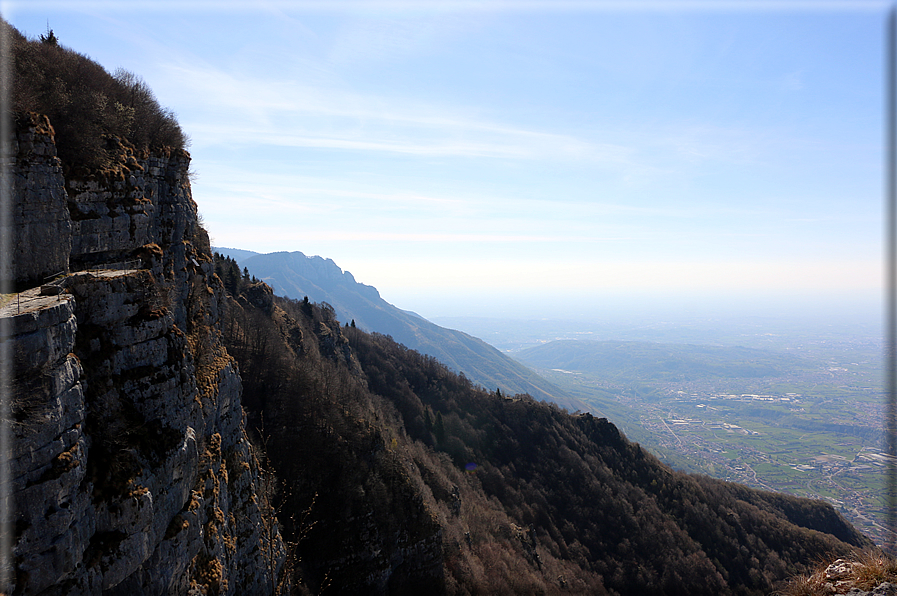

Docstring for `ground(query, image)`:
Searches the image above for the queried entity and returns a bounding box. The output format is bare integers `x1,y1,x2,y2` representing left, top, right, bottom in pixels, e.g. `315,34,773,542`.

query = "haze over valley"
5,3,893,593
513,334,887,545
220,245,889,548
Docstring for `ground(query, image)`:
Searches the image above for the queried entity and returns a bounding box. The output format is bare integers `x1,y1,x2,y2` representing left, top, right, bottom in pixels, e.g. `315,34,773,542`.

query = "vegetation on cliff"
775,550,897,596
215,257,875,595
5,20,188,174
6,19,880,594
6,28,286,591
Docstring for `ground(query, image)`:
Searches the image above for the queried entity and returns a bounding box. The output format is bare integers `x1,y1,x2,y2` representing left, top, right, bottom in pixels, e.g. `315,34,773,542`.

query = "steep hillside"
7,21,878,596
5,23,285,595
218,271,874,596
214,248,584,411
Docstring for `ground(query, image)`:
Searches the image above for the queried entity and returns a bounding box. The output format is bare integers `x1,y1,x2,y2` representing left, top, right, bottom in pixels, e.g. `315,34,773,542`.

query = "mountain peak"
212,246,583,410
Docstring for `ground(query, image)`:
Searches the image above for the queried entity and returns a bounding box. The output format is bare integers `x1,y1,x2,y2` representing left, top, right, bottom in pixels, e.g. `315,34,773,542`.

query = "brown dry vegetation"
4,19,188,174
214,252,873,595
5,13,881,592
774,550,897,596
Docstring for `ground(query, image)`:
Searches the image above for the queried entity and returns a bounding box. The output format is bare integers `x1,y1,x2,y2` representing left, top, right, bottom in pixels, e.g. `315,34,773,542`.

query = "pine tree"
40,23,58,46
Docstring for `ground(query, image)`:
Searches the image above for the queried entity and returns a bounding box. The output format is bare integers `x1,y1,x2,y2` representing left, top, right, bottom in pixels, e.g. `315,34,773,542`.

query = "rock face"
823,559,897,596
5,116,285,594
9,113,72,288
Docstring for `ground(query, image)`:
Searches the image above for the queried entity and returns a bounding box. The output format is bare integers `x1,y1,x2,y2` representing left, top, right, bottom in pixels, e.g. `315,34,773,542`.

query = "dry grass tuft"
777,573,826,596
775,549,897,596
851,549,897,589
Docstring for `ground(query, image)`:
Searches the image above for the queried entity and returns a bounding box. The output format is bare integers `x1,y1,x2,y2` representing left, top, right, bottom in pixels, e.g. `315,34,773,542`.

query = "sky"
2,0,890,323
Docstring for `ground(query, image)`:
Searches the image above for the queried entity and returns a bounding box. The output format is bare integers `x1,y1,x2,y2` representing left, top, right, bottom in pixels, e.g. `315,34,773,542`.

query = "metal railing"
40,271,68,302
87,258,142,272
3,259,147,316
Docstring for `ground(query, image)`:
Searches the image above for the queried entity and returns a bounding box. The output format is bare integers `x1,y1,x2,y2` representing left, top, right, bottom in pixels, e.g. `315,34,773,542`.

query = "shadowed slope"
216,248,585,411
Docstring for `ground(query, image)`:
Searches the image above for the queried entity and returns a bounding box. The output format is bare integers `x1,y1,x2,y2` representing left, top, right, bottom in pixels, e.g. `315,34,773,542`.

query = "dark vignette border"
0,0,893,586
886,4,896,556
0,8,12,590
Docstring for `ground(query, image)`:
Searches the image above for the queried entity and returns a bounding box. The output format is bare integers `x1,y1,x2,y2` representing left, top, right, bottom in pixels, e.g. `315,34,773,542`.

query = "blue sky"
3,1,889,322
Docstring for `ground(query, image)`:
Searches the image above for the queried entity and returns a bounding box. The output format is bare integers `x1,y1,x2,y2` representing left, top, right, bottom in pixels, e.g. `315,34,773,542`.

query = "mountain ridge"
215,269,875,595
214,247,586,411
7,19,882,595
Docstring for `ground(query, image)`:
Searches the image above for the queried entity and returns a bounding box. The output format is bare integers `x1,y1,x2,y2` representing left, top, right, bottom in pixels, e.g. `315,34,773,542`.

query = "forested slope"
213,250,584,411
216,261,873,596
7,19,874,595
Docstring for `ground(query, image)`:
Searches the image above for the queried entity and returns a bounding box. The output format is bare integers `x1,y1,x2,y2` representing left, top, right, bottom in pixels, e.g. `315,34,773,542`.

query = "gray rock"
9,113,71,287
6,119,285,595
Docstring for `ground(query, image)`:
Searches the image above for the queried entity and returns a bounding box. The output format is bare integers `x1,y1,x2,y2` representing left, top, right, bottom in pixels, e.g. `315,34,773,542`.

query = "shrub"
4,18,188,173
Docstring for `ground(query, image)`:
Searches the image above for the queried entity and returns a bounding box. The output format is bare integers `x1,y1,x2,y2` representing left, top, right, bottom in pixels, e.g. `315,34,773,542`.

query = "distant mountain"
215,246,260,263
214,247,583,410
514,339,815,383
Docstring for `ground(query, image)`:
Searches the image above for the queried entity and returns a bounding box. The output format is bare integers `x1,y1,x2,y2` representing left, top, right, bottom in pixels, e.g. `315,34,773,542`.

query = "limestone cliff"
4,114,285,595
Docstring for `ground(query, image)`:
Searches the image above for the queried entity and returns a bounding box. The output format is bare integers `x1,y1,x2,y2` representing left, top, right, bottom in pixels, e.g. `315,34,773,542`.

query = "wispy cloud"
193,159,864,227
193,168,470,209
189,125,558,158
164,60,634,162
272,231,645,242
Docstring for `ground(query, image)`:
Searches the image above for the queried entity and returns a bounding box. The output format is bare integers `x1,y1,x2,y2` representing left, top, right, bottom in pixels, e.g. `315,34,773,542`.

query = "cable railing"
86,259,142,272
3,259,147,316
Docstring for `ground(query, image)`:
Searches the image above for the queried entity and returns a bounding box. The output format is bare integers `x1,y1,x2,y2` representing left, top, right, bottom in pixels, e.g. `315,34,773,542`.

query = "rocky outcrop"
9,113,72,288
833,584,897,596
64,138,196,278
5,290,86,594
5,116,285,594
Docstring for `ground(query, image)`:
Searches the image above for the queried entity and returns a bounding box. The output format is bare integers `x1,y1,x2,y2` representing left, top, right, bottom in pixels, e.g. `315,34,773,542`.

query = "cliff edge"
4,113,286,595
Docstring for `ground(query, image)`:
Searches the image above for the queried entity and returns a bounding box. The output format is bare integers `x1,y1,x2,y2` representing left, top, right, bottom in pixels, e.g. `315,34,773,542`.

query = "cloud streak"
164,61,635,163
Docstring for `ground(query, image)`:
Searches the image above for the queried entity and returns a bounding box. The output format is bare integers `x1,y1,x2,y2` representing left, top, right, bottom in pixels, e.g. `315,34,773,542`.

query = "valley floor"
537,367,891,547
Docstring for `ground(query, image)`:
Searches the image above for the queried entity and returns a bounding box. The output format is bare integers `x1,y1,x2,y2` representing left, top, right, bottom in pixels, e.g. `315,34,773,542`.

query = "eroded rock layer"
5,115,285,595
